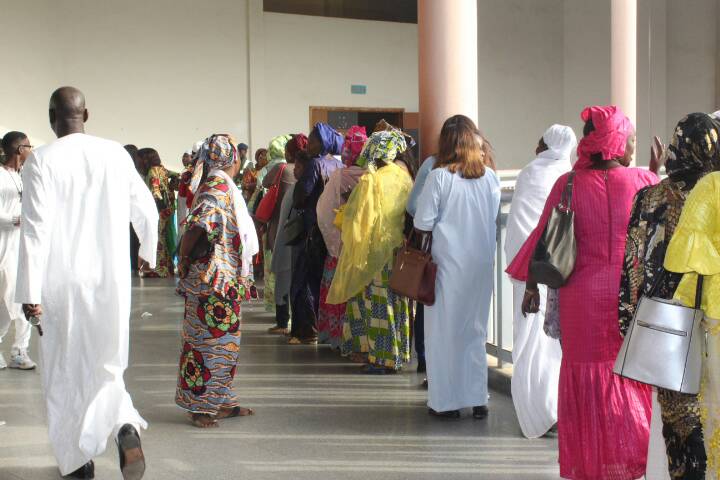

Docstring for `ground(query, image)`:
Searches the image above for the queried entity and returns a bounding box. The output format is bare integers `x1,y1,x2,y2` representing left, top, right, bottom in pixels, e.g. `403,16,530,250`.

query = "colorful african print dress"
176,174,247,415
342,262,410,370
619,179,706,479
142,165,176,278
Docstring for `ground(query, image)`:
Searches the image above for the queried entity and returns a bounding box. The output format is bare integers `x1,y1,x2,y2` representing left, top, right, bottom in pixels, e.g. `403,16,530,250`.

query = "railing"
486,171,519,367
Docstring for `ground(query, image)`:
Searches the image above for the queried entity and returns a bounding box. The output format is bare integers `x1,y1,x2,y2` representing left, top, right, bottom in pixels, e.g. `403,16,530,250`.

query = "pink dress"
507,167,656,480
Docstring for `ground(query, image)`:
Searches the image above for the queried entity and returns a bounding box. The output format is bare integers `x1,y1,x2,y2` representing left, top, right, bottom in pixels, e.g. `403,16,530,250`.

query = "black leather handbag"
530,172,577,289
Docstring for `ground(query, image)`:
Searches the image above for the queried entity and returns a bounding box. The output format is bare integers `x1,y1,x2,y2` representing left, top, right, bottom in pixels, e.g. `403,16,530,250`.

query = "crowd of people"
1,85,720,480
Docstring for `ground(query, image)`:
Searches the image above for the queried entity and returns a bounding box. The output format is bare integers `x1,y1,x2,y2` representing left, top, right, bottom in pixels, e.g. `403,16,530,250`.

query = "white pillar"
611,0,637,126
418,0,478,159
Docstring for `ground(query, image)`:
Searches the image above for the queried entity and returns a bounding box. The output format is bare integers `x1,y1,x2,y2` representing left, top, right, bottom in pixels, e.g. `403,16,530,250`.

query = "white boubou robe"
504,125,574,438
15,133,159,475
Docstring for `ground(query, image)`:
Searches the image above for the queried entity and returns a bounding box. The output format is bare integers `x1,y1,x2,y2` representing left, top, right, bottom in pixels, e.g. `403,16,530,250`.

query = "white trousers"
0,265,30,353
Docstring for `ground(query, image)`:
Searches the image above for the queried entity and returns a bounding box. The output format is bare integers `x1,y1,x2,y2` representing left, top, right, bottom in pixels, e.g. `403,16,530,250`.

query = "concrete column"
418,0,478,159
611,0,638,126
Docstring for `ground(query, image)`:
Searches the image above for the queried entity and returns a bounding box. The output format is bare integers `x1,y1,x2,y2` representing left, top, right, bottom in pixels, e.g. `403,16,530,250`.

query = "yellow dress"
326,161,412,304
665,171,720,477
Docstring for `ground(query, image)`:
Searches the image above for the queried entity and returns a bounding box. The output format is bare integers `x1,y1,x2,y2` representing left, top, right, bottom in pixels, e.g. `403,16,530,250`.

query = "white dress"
14,133,159,475
504,153,569,438
0,167,31,352
414,167,501,412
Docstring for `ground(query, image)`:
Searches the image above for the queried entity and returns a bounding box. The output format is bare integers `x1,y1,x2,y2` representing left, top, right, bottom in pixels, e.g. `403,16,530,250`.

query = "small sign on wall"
351,85,367,95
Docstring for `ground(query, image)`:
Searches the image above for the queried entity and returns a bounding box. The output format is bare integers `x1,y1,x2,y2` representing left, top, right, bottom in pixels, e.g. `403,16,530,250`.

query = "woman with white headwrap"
505,124,576,438
175,134,258,428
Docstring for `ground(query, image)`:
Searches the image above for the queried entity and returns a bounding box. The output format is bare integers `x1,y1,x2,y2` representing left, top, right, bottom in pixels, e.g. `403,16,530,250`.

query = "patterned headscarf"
574,105,634,170
286,133,308,160
312,123,344,156
666,112,720,184
355,130,407,169
268,134,292,162
190,134,238,193
341,126,368,166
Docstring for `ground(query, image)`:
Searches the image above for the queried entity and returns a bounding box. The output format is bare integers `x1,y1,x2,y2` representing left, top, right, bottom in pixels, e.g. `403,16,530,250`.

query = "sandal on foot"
189,413,218,428
287,337,302,345
267,326,289,335
217,406,254,419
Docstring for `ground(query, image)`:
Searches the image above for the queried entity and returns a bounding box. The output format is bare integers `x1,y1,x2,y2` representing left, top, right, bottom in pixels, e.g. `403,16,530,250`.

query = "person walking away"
664,171,720,479
619,113,719,479
0,131,35,370
328,130,412,373
267,134,305,335
16,86,158,479
176,134,258,429
259,135,291,312
505,124,576,437
138,148,176,278
406,154,437,375
413,115,500,417
289,123,343,345
507,105,658,479
316,125,367,348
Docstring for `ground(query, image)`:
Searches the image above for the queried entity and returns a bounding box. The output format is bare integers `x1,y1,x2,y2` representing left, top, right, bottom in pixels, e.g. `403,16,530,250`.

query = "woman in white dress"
414,115,501,418
504,124,575,438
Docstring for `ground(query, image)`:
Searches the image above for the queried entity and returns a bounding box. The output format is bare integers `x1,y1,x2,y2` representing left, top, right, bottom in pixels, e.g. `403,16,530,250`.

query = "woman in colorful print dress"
138,148,176,278
619,113,720,479
175,134,259,428
327,130,413,373
508,106,658,479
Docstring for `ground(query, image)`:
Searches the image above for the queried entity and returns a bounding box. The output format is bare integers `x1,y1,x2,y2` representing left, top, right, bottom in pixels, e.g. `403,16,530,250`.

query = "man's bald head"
49,86,88,138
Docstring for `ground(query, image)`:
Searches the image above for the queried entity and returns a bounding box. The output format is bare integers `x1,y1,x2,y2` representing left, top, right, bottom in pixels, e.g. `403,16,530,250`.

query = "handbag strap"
409,229,433,254
560,171,576,211
694,274,704,310
648,268,704,310
272,163,287,186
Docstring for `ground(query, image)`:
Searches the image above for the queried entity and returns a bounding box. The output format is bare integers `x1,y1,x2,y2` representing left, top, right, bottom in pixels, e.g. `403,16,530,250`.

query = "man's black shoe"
64,461,94,479
117,424,145,480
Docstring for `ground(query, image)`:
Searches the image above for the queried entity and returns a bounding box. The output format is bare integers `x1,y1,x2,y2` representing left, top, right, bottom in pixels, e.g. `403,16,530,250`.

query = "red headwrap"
286,133,308,159
574,105,634,170
341,126,368,166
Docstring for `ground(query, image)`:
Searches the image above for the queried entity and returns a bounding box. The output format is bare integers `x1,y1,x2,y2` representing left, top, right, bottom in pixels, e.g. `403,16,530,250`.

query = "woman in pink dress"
507,105,658,479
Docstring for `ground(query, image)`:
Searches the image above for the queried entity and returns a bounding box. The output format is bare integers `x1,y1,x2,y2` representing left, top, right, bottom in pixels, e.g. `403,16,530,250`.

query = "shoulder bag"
613,272,704,394
283,209,306,246
254,164,287,223
389,230,437,306
530,172,577,289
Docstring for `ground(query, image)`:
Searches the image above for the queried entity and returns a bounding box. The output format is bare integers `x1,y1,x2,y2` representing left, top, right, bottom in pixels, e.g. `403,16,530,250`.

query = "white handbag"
614,273,704,394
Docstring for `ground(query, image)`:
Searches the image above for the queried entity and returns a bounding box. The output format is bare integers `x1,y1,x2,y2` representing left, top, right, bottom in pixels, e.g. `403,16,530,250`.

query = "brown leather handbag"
389,230,437,306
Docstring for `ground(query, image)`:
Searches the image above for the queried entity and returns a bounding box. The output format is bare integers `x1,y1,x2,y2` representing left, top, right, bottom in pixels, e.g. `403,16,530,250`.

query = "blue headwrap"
312,123,344,156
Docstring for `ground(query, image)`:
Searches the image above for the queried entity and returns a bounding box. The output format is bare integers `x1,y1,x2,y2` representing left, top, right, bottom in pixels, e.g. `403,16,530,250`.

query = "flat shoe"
472,405,489,420
428,408,460,419
117,424,145,480
64,461,94,479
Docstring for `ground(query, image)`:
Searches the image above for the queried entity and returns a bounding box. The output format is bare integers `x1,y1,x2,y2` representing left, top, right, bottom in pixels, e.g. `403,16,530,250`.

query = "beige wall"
2,0,720,170
255,12,419,156
1,0,250,171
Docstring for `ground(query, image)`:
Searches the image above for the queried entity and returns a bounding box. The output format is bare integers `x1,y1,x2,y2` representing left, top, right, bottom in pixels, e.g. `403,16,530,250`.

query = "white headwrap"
505,124,576,263
541,124,578,161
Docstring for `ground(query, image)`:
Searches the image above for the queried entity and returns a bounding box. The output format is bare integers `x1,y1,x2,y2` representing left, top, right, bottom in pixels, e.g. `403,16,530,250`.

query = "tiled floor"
0,278,559,479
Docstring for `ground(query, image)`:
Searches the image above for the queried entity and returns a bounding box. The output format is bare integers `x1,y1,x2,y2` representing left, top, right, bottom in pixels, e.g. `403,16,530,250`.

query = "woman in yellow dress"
665,171,720,478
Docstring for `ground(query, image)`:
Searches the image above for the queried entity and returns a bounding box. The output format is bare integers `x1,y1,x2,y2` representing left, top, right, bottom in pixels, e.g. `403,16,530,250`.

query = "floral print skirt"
317,256,346,348
176,283,244,415
341,263,410,371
